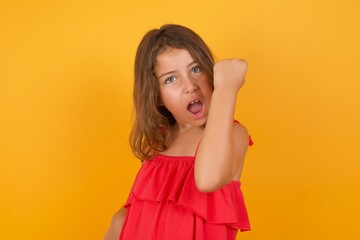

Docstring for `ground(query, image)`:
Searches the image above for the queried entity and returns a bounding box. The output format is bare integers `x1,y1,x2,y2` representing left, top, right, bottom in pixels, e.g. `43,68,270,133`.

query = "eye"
191,66,201,73
164,76,176,84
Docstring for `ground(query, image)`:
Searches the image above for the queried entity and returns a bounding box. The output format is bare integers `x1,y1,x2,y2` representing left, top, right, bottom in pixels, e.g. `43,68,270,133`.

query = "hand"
213,59,248,93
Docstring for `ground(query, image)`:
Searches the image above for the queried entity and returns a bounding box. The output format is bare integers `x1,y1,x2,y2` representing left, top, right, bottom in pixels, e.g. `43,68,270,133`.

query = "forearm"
195,89,238,192
104,207,127,240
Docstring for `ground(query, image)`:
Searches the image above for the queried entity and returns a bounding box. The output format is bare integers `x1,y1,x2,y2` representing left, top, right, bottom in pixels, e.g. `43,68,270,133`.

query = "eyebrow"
157,60,197,79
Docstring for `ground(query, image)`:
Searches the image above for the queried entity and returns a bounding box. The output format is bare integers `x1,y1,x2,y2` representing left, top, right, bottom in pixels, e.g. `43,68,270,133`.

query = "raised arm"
194,59,249,193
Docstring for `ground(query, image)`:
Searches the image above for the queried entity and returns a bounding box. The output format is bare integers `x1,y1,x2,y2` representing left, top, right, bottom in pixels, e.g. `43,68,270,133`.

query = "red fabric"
249,135,254,146
120,128,253,239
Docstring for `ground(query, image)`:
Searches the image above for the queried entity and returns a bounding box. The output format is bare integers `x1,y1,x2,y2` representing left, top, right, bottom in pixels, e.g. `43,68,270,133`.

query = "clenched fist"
213,59,248,93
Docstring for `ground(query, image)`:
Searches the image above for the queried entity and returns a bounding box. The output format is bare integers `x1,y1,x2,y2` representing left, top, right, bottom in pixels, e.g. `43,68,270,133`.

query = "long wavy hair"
130,24,215,161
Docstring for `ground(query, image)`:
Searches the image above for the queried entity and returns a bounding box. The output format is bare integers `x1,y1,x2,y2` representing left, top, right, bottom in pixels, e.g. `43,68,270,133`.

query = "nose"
183,75,198,94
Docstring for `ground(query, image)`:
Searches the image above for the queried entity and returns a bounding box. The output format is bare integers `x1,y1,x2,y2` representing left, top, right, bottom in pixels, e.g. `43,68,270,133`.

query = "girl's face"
154,48,213,129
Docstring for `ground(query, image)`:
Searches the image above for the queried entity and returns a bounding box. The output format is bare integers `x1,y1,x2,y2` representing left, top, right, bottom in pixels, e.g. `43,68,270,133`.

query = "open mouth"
187,100,204,116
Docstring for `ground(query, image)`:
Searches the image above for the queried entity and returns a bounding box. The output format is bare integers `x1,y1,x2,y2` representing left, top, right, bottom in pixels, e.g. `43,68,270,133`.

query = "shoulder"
232,121,249,145
230,122,249,179
231,121,250,159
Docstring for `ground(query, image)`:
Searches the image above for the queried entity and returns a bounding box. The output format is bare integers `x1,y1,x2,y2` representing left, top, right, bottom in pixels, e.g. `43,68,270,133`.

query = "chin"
192,117,207,127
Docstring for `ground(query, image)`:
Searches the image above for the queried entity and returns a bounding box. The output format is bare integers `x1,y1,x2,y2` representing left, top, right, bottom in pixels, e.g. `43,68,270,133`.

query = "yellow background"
1,0,359,239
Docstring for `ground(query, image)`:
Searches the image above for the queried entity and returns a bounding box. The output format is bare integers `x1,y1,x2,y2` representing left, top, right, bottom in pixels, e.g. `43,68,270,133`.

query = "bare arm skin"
195,59,249,193
104,207,127,240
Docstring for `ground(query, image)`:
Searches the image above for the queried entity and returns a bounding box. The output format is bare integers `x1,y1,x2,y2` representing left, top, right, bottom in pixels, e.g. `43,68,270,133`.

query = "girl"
105,24,253,240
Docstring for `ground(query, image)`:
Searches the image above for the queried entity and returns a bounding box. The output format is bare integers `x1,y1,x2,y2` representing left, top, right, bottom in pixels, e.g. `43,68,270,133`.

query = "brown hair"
130,24,215,161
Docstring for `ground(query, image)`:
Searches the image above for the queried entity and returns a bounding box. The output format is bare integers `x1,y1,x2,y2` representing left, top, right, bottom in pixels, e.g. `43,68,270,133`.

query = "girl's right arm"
104,207,127,240
194,59,248,192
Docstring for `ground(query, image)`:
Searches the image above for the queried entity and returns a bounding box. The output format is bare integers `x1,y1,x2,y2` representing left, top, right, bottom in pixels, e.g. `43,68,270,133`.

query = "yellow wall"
1,0,359,239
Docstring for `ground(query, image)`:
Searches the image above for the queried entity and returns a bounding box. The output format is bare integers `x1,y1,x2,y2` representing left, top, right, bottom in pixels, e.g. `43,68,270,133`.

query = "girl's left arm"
194,59,249,193
104,207,127,240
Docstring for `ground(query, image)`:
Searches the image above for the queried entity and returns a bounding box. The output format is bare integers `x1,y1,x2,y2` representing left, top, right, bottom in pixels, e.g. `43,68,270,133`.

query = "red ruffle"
124,154,251,231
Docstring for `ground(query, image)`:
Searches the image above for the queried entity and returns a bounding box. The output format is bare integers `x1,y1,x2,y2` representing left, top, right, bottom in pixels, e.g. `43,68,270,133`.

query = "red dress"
120,136,254,240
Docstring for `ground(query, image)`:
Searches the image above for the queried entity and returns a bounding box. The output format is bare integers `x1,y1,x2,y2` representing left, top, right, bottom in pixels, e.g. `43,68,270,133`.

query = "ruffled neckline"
124,133,253,231
150,154,242,185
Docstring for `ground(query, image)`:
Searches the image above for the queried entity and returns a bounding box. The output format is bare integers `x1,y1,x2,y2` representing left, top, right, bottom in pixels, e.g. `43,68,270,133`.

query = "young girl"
105,24,253,240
